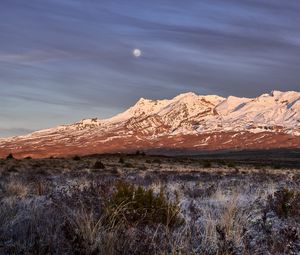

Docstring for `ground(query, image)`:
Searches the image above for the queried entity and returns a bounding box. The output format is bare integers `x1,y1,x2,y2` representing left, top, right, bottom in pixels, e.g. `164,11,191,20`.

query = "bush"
267,188,300,221
6,153,14,160
135,150,146,156
272,164,282,169
119,157,125,164
105,182,182,227
93,160,105,169
227,162,236,168
124,162,134,168
152,159,161,164
73,155,81,161
203,161,212,168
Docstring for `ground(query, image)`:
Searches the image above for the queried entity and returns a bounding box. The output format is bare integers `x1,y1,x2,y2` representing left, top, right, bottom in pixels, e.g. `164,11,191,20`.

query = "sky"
1,0,300,137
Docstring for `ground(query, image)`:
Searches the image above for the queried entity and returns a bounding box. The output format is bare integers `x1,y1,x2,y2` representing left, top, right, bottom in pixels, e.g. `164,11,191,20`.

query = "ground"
0,153,299,254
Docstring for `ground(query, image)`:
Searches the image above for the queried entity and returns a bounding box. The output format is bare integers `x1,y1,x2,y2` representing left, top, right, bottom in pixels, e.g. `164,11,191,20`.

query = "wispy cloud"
0,50,76,64
0,0,300,136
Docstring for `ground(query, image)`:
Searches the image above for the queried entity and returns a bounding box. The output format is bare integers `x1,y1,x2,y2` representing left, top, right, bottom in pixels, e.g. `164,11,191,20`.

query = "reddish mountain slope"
0,91,299,158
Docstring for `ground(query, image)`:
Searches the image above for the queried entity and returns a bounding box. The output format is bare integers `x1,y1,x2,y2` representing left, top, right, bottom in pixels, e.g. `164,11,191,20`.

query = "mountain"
0,90,300,158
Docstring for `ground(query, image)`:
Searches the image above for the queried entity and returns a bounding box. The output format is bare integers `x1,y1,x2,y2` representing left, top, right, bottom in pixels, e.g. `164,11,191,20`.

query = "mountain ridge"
0,90,299,158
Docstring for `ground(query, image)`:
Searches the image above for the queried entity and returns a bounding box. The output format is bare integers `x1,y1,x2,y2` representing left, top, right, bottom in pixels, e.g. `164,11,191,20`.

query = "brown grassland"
0,152,299,254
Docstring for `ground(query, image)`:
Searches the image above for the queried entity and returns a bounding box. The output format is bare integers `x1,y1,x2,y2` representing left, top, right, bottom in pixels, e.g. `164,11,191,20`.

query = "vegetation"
135,150,146,156
105,181,182,227
152,158,161,164
267,188,300,221
73,155,81,161
227,162,236,168
6,153,14,160
0,155,299,254
93,160,105,169
203,160,212,168
123,162,133,168
118,157,125,164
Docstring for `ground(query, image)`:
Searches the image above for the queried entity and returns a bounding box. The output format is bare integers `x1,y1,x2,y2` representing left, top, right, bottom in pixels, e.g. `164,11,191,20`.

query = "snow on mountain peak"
62,118,103,130
0,90,299,158
3,91,300,142
172,92,197,100
271,90,283,97
95,91,300,135
216,96,250,115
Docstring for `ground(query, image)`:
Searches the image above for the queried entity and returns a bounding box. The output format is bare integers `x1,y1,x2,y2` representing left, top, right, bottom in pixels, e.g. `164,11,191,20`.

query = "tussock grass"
0,155,299,254
4,180,28,198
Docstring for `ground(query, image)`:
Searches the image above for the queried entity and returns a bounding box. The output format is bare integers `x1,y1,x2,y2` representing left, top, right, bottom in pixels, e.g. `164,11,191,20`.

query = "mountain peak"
271,90,283,97
0,90,299,158
136,97,150,104
173,92,197,100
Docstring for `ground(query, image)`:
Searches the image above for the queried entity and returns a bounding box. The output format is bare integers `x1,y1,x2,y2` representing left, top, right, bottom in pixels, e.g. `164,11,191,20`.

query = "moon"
133,48,142,58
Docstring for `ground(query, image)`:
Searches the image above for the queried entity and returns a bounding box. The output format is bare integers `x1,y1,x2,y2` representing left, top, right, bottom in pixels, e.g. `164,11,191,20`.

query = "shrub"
93,160,105,169
7,165,18,173
124,162,134,168
6,153,14,160
272,164,282,169
255,164,263,169
73,155,81,161
152,159,161,164
227,162,236,168
135,150,146,156
267,188,300,221
119,157,125,164
105,182,182,227
203,161,212,168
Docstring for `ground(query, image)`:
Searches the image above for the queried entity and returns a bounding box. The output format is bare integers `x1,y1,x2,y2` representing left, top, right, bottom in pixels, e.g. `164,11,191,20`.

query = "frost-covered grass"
0,155,299,254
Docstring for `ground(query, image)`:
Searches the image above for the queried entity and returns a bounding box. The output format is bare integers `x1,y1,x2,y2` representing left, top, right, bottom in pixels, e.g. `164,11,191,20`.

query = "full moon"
133,48,142,57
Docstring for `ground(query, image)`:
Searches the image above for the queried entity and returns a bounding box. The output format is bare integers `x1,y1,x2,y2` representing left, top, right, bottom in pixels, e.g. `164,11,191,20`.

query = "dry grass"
64,207,103,254
218,194,247,245
0,155,299,255
4,180,28,198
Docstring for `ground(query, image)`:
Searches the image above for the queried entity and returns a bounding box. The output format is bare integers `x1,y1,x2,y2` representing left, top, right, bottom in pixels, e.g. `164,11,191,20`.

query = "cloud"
0,0,300,135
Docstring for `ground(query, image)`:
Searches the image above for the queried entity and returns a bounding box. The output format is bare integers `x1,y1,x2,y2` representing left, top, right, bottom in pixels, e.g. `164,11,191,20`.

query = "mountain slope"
0,90,299,158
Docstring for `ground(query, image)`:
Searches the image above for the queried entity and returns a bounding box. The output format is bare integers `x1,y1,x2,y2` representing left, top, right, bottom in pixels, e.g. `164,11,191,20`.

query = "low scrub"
73,155,81,161
6,153,14,160
267,188,300,221
105,182,182,227
93,160,105,169
203,160,212,168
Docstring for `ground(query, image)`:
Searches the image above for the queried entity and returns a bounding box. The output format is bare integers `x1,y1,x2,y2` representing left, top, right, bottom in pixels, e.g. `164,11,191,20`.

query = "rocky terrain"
0,90,300,158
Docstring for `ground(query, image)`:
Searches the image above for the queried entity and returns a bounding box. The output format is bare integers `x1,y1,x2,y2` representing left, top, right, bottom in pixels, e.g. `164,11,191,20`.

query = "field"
0,152,299,254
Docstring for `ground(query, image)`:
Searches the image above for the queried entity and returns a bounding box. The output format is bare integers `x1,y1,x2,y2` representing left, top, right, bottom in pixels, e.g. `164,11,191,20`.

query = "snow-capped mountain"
0,90,299,158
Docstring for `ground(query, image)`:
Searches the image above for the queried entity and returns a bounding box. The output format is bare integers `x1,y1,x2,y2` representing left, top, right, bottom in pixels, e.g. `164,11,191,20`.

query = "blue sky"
1,0,300,137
